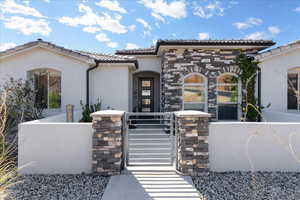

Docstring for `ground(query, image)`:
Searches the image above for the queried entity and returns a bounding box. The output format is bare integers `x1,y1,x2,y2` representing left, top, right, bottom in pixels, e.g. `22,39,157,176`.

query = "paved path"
101,166,203,200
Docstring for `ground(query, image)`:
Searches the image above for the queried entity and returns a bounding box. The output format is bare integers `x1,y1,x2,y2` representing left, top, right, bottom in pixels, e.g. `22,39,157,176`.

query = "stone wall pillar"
91,110,125,175
175,110,210,176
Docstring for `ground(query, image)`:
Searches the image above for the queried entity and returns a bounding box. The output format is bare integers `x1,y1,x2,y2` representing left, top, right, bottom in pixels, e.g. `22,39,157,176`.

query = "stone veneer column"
175,110,210,176
91,110,124,175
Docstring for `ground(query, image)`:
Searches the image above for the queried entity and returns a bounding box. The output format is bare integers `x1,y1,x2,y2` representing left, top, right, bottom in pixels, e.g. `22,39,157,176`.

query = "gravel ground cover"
193,172,300,200
5,175,109,200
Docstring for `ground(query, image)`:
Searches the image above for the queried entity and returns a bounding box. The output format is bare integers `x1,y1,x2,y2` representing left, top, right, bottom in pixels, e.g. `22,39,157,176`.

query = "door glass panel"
183,86,204,102
142,90,151,96
142,99,151,105
142,80,151,87
142,107,151,112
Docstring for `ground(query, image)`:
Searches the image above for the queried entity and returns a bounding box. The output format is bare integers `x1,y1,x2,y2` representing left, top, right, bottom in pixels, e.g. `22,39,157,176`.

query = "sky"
0,0,300,54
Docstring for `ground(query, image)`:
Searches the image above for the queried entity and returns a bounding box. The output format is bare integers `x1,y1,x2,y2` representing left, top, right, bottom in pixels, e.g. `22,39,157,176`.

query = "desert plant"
79,99,102,122
0,92,17,198
1,78,44,135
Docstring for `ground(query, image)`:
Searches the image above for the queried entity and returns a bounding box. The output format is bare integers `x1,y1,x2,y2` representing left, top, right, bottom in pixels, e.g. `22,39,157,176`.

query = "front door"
138,78,154,112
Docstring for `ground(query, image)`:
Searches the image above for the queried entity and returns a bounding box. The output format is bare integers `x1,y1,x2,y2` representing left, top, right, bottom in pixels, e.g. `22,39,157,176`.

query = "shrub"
0,78,44,135
79,100,102,122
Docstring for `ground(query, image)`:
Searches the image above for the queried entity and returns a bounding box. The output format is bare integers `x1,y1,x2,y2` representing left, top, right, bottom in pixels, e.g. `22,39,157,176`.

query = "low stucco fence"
18,110,300,174
18,111,93,174
210,122,300,172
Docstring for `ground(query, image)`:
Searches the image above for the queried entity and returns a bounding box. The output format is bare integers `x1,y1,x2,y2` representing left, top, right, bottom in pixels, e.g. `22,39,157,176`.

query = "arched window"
28,68,61,109
217,73,239,120
288,68,300,110
183,73,206,111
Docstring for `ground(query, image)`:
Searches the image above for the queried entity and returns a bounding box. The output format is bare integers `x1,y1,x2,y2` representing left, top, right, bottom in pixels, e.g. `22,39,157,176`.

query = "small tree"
235,53,260,122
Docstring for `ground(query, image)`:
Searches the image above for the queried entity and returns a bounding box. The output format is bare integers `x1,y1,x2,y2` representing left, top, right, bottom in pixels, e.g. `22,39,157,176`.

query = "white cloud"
136,18,152,30
0,0,45,18
151,12,165,22
198,32,210,40
0,42,16,51
233,17,263,29
95,33,118,48
59,3,128,34
95,0,127,14
128,24,136,32
245,26,281,40
4,16,51,36
107,41,118,48
83,26,101,33
139,0,187,20
193,1,233,19
245,32,268,40
96,32,110,42
294,6,300,12
268,26,281,35
126,43,139,49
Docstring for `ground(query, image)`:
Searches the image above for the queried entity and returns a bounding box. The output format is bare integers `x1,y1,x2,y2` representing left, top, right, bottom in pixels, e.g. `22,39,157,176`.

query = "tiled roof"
0,39,137,64
74,50,136,62
256,39,300,60
116,39,275,55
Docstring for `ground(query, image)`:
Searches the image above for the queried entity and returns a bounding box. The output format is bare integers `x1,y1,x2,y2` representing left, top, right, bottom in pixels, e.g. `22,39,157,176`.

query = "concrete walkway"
101,166,203,200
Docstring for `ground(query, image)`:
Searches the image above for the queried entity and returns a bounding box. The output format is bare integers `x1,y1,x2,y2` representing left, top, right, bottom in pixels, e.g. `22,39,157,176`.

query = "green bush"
79,100,102,122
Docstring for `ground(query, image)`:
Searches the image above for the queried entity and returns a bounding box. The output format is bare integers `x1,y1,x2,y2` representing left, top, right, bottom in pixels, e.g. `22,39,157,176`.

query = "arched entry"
132,71,160,112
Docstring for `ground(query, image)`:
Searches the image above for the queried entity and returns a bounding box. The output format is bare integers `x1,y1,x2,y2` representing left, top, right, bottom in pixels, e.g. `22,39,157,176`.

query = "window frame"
287,68,300,111
182,73,207,112
216,73,241,121
28,68,62,110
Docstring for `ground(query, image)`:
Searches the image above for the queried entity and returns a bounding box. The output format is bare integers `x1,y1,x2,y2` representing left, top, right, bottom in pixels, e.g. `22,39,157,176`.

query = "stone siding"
161,48,253,120
91,111,124,175
175,111,210,176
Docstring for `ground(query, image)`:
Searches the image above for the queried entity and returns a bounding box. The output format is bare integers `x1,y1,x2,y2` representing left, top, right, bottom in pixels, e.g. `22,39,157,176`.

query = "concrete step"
128,162,173,166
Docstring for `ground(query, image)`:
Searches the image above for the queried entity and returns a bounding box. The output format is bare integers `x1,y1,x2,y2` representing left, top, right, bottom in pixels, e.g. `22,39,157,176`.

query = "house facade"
257,40,300,114
0,39,277,120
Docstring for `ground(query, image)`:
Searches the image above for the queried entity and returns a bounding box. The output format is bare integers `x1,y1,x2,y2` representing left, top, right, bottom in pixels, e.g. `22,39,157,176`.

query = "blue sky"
0,0,300,54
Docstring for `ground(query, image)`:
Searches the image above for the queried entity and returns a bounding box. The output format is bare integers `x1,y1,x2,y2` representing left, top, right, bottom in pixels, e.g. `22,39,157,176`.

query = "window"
217,74,239,120
183,73,206,111
288,68,300,110
28,69,61,109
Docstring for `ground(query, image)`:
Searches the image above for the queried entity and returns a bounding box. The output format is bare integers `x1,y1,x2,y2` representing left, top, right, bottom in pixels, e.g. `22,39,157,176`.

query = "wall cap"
90,110,125,117
174,110,211,117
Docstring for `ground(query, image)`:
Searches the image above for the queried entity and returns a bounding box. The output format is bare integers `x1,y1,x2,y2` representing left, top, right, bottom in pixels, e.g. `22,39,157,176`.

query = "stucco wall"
259,48,300,112
263,110,300,122
209,122,300,172
90,65,130,111
135,56,161,73
0,47,89,112
18,121,93,174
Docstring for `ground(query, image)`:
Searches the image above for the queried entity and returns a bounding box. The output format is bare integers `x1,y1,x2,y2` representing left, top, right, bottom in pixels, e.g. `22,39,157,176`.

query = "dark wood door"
138,78,154,112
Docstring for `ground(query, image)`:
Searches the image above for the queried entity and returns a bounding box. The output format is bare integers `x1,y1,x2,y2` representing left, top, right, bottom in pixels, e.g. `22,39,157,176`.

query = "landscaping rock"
5,175,109,200
192,172,300,200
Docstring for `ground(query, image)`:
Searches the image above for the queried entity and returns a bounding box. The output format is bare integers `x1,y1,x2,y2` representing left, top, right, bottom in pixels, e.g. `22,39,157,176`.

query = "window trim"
216,73,241,121
27,68,62,110
182,73,208,112
287,68,300,111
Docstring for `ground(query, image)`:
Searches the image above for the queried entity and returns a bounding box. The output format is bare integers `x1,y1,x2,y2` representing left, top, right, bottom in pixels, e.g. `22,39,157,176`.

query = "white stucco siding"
135,56,161,73
260,48,300,112
0,47,89,112
90,66,130,111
